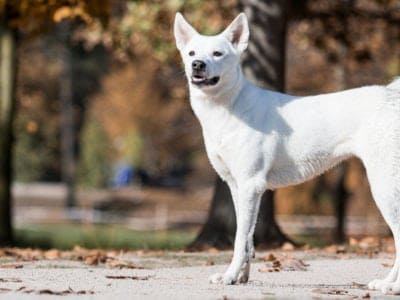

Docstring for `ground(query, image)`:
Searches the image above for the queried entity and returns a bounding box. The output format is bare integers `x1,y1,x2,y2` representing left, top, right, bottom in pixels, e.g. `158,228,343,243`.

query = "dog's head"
174,13,249,90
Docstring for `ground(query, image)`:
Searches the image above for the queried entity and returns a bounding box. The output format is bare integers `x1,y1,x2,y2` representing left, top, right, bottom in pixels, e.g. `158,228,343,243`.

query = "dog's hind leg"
365,166,400,293
367,198,400,293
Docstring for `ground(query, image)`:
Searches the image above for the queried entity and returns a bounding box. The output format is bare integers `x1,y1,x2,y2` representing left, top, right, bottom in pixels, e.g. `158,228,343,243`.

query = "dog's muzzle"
191,60,220,87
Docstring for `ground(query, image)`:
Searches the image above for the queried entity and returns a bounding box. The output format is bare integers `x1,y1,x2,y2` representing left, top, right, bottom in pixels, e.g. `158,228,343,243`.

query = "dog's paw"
368,279,400,294
209,272,237,285
368,279,384,290
237,270,249,284
209,273,224,284
222,272,237,285
369,278,390,291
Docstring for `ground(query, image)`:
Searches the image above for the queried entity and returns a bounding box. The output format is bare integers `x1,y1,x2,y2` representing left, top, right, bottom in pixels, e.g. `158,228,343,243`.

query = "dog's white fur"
174,12,400,293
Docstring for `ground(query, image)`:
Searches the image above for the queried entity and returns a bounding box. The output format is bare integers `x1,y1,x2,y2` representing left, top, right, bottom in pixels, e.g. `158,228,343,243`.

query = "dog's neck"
189,65,245,109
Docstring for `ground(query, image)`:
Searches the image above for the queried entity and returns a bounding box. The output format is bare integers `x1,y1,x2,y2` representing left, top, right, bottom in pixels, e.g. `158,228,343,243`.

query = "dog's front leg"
228,181,256,284
210,182,262,285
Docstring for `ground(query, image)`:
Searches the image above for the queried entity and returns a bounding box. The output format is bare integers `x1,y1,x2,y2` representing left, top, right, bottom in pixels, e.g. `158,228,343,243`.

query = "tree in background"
191,0,292,250
0,0,109,244
0,6,17,244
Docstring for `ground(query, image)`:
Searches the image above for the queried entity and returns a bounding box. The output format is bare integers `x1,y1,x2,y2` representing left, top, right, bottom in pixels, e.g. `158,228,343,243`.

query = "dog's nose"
192,60,206,71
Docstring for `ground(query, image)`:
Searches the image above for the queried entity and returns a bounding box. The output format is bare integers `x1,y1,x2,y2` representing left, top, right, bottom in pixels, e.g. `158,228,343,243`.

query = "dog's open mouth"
191,75,220,86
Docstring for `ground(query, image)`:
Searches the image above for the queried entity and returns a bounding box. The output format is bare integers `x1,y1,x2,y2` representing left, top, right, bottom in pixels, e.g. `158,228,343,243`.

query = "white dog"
174,12,400,293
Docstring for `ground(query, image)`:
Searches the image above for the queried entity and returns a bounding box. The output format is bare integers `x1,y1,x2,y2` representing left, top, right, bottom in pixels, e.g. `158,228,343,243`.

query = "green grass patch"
15,224,196,250
291,234,333,248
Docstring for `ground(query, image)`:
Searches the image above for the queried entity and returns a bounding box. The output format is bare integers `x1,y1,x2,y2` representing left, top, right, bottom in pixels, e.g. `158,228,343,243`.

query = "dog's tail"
387,77,400,90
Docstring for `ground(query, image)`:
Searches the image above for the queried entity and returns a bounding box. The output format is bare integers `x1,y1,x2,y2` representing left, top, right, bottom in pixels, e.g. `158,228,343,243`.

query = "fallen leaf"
107,260,144,269
72,246,109,265
258,266,280,272
312,288,349,295
0,264,23,269
3,248,43,261
44,249,61,260
358,237,380,249
17,286,94,295
37,289,71,295
261,291,275,295
263,253,277,262
16,286,34,293
259,254,308,272
0,288,11,293
207,247,219,254
349,237,359,246
382,263,393,268
75,289,95,294
84,256,99,266
0,277,22,282
281,242,295,251
351,281,367,289
361,292,371,298
204,260,214,266
324,244,346,254
105,275,149,280
281,258,308,271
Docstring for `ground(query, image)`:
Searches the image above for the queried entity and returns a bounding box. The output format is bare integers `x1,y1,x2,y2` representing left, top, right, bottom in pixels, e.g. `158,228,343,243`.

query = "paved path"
0,251,397,299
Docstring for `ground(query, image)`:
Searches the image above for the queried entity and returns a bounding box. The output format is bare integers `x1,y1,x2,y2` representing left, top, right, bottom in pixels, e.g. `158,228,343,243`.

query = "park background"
0,0,399,251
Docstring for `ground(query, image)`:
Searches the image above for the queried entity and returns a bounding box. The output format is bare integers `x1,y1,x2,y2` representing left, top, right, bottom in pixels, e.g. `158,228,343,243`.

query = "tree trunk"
190,0,291,250
334,164,348,243
58,20,76,209
0,21,17,245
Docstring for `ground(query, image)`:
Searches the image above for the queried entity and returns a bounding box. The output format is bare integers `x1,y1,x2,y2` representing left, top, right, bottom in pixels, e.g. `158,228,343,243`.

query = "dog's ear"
222,13,249,52
174,13,198,51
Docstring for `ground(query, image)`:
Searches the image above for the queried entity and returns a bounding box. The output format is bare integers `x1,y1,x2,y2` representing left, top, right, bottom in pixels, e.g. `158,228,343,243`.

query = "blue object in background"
113,164,134,188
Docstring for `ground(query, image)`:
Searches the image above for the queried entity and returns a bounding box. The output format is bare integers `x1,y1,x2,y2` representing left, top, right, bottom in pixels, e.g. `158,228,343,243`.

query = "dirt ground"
0,243,398,299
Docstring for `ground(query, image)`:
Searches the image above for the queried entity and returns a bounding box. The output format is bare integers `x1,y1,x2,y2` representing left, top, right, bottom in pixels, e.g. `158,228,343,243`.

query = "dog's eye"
213,51,223,57
189,50,195,56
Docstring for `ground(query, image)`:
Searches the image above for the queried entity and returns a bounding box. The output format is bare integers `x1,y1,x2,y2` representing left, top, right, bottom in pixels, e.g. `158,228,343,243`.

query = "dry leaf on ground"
43,249,62,260
0,277,22,282
0,264,23,269
324,244,347,254
312,288,349,295
204,260,214,266
263,253,277,262
281,242,295,251
207,247,219,254
105,275,149,280
361,292,371,298
106,260,144,269
17,286,94,295
259,253,308,272
351,281,368,289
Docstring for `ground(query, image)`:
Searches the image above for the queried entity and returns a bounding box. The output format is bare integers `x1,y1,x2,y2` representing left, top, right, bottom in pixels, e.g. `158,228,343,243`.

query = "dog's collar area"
191,76,220,86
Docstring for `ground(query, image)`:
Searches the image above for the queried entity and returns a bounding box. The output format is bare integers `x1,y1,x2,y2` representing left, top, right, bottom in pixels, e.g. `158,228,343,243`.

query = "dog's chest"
198,114,244,180
203,132,236,180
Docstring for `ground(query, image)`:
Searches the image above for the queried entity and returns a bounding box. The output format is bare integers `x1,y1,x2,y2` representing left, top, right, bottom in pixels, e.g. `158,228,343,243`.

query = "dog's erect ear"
222,13,249,52
174,13,198,51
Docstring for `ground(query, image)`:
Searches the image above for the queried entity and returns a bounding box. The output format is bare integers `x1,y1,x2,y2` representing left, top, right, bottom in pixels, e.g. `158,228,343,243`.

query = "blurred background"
0,0,399,251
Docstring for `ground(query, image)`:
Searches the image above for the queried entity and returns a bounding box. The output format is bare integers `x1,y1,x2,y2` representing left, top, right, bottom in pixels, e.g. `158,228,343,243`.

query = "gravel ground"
0,251,397,299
